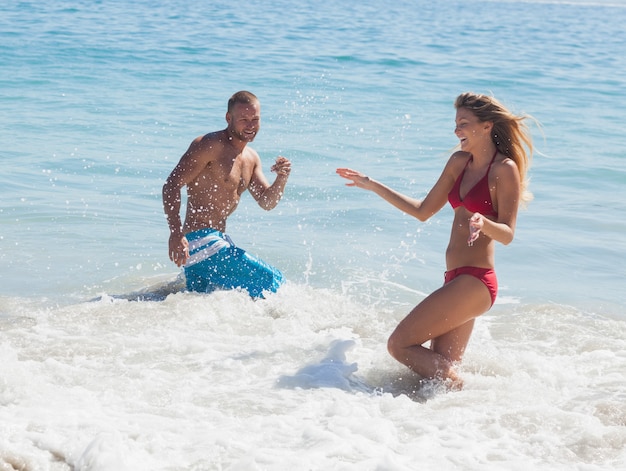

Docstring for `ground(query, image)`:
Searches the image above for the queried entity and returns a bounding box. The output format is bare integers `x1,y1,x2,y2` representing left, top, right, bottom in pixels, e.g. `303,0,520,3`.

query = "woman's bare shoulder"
444,150,471,175
494,157,521,179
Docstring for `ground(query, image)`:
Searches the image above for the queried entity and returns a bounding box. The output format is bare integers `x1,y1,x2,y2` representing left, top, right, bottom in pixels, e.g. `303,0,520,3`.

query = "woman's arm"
468,159,521,246
336,153,462,222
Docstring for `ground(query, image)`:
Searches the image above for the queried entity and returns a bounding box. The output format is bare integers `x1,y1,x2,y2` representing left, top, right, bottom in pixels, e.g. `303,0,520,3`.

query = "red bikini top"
447,151,498,217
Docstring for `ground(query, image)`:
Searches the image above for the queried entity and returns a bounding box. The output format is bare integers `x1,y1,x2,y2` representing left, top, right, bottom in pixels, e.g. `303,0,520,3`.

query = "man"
162,91,291,297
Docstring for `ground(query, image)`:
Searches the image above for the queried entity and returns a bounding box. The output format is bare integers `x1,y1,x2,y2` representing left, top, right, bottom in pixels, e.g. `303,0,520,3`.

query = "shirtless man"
162,91,291,297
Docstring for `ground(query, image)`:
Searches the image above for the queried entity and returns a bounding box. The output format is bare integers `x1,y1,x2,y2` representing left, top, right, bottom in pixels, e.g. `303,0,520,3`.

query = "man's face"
226,101,261,142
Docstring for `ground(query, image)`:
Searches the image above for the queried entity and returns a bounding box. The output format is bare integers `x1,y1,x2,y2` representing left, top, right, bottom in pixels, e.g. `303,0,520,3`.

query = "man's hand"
271,156,292,176
169,233,189,267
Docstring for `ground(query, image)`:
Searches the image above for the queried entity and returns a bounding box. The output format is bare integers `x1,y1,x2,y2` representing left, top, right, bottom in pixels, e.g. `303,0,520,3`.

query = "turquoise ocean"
1,0,625,469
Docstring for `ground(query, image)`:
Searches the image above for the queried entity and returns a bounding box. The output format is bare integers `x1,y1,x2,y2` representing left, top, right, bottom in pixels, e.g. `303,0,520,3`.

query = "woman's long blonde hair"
455,92,534,205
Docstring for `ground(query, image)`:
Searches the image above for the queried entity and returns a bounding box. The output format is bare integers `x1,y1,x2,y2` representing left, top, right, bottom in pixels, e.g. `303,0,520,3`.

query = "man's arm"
248,155,291,210
162,137,213,266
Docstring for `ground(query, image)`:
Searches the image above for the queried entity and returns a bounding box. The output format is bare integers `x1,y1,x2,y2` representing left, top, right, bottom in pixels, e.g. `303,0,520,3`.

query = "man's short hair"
228,91,258,112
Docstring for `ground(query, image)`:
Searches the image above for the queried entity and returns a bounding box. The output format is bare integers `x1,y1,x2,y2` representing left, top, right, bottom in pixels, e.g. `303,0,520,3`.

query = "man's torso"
183,132,258,233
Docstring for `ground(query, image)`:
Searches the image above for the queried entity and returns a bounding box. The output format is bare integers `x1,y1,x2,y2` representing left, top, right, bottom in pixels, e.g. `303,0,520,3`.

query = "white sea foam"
1,284,624,470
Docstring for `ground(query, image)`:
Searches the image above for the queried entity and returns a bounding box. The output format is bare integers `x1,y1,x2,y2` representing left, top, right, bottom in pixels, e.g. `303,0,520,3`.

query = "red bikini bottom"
444,266,498,306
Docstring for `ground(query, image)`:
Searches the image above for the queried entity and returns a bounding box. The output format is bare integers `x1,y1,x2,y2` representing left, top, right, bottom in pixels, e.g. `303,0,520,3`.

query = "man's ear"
225,112,231,124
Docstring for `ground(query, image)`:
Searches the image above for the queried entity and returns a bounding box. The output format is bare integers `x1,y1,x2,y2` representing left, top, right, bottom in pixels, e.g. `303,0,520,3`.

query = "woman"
336,92,533,389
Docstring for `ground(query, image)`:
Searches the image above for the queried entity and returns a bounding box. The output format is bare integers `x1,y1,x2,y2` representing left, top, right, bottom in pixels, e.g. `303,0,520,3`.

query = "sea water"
1,0,625,469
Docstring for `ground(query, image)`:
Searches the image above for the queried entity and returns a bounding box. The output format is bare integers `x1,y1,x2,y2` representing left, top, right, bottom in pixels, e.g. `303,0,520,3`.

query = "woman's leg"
387,274,491,385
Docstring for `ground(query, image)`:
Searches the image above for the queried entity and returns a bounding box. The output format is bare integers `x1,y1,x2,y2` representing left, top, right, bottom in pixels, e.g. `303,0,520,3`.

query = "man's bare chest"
195,155,253,194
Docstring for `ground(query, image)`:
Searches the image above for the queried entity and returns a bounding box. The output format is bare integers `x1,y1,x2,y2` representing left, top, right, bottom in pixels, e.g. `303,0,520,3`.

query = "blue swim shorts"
183,228,284,298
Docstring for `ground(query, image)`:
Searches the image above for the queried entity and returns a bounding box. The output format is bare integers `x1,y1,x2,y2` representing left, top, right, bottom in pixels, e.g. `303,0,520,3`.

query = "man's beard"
229,127,257,142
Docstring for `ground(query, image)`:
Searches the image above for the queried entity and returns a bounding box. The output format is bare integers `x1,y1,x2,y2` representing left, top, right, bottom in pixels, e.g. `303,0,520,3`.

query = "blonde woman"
337,93,533,389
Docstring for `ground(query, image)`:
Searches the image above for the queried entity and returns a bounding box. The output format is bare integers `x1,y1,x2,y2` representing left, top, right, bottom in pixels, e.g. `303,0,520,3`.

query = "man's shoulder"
195,130,226,145
243,145,260,160
188,130,228,156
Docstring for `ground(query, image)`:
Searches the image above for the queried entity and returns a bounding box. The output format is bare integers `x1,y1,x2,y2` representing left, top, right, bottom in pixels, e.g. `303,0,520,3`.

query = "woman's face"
454,108,491,152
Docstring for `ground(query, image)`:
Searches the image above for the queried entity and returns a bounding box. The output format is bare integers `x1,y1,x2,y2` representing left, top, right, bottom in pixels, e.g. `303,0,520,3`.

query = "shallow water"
1,0,625,469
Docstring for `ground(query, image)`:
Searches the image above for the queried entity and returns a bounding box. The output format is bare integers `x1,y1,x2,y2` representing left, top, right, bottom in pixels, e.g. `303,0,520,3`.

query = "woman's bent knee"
387,331,406,361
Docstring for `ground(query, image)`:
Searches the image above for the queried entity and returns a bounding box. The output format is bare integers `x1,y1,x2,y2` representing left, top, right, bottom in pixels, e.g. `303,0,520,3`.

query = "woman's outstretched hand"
336,168,372,189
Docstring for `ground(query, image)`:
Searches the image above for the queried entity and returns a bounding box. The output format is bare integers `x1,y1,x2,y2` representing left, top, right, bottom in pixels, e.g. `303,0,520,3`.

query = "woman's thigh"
390,274,492,350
